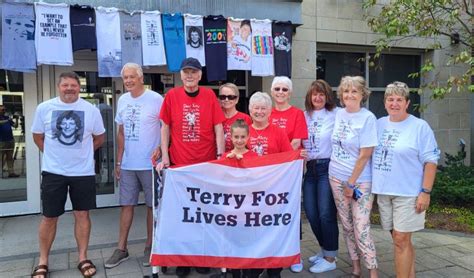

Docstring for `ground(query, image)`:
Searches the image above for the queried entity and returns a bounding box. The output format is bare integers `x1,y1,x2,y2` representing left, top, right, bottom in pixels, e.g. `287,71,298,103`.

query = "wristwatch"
420,187,432,194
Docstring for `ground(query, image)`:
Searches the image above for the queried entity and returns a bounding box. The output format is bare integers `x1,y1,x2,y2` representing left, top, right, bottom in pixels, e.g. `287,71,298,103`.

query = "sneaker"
309,258,336,273
143,246,151,267
308,252,323,264
290,259,303,273
105,249,129,268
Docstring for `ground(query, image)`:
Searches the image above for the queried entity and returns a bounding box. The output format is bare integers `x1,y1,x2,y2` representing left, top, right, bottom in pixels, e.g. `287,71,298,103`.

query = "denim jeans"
303,159,339,257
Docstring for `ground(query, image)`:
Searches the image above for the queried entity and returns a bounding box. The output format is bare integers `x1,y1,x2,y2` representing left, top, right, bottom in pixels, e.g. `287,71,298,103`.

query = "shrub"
432,151,474,207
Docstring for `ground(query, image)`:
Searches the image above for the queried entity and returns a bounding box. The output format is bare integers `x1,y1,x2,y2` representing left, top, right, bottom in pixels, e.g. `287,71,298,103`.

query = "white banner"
151,151,303,268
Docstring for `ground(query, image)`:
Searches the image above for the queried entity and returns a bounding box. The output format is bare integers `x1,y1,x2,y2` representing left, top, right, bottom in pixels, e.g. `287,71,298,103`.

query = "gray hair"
337,76,370,106
249,92,272,110
385,81,410,101
271,76,293,92
121,63,143,78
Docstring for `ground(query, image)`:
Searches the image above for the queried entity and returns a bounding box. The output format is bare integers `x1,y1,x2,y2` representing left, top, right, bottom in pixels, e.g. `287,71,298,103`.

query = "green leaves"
363,0,473,100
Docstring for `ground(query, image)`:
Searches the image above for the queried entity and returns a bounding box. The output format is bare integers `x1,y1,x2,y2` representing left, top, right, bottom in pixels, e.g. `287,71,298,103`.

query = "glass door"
0,70,41,216
55,63,123,208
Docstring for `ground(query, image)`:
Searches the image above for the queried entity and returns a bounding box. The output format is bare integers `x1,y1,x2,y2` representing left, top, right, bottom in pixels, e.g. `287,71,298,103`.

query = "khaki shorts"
377,194,425,232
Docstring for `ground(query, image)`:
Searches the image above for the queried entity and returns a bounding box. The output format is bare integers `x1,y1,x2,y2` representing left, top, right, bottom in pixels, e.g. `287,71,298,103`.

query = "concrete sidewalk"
1,206,473,277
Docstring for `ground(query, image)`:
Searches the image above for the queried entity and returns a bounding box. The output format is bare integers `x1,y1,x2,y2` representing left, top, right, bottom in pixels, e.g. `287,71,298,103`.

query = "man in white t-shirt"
105,63,163,269
31,72,105,278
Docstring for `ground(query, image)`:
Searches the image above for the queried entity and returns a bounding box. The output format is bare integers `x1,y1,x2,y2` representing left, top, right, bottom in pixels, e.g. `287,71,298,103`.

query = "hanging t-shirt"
120,12,142,66
272,21,292,77
372,115,440,197
223,112,252,152
115,90,163,170
1,3,36,72
34,2,73,66
302,108,338,160
141,11,166,66
203,15,227,82
160,87,226,166
251,19,274,76
227,18,252,71
70,5,97,51
31,97,105,176
248,124,292,156
162,13,186,72
184,14,205,66
95,7,122,77
329,108,378,183
269,106,308,142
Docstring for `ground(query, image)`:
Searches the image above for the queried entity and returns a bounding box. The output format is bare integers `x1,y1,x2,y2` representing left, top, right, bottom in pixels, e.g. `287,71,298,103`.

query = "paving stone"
416,270,445,277
108,272,144,277
425,245,473,260
0,258,33,274
376,261,396,277
0,266,33,278
415,252,455,270
69,248,103,263
434,265,474,278
416,232,464,245
455,254,474,271
34,253,69,271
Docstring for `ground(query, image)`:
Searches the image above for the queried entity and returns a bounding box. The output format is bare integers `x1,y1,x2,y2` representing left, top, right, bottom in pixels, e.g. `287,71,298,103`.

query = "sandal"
31,264,48,278
77,260,96,277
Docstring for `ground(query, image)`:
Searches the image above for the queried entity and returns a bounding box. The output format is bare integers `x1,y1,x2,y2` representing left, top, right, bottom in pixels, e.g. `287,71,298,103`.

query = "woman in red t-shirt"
269,76,308,150
218,83,252,152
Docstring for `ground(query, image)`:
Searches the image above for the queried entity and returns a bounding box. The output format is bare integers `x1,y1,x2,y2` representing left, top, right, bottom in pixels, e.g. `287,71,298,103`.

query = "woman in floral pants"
328,76,378,278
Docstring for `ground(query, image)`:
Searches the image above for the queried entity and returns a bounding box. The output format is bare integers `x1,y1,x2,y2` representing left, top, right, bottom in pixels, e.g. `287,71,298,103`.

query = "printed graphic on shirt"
5,12,35,41
51,110,84,148
145,20,160,45
373,129,400,172
186,26,204,49
124,104,142,141
249,136,268,156
271,117,288,129
182,104,201,142
253,35,273,55
274,31,291,52
307,118,323,154
332,119,351,160
227,19,252,70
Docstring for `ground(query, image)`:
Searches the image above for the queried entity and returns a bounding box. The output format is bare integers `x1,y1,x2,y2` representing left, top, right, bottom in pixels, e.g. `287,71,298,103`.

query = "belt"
308,158,330,164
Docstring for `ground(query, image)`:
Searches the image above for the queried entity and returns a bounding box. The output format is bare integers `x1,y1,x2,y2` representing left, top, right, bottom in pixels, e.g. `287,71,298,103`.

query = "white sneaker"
308,252,323,264
290,259,303,273
309,258,336,273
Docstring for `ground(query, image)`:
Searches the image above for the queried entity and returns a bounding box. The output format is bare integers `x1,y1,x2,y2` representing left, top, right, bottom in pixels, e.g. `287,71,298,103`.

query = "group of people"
30,56,439,278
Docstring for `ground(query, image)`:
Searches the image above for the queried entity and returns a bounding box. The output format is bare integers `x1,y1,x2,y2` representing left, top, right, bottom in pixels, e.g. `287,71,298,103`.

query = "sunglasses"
273,87,289,92
218,95,238,100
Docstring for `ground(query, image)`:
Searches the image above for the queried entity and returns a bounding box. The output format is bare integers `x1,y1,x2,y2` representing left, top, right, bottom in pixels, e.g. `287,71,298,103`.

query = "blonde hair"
337,76,370,106
219,83,239,97
384,81,410,101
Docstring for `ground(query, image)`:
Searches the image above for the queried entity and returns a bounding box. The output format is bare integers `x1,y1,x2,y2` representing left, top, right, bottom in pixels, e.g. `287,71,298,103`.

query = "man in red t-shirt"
158,57,225,276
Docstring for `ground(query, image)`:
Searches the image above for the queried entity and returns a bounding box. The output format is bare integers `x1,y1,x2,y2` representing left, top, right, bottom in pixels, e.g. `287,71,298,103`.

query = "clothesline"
1,2,293,81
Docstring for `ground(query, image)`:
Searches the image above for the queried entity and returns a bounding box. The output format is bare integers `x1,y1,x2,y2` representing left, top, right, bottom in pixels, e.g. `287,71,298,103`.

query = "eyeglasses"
218,95,238,100
273,87,289,92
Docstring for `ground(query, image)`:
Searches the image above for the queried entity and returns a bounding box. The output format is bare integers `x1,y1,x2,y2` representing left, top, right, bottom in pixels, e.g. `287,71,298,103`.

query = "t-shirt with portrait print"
160,86,225,166
31,97,105,176
223,112,252,152
269,106,308,144
328,108,377,183
248,124,292,156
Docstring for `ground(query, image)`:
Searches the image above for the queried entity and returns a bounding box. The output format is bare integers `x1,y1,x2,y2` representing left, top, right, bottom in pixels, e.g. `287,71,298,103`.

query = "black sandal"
31,264,48,278
77,260,96,277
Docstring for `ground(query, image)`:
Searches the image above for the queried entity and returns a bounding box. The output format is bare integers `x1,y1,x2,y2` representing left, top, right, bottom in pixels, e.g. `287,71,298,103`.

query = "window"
317,50,421,118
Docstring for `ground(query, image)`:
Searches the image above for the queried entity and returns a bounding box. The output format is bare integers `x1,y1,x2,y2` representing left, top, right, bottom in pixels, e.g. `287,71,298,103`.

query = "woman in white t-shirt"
301,80,339,274
329,76,378,278
372,82,439,278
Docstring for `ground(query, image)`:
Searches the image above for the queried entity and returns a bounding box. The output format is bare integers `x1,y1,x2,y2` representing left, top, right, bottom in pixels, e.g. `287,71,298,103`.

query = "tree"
363,0,473,100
